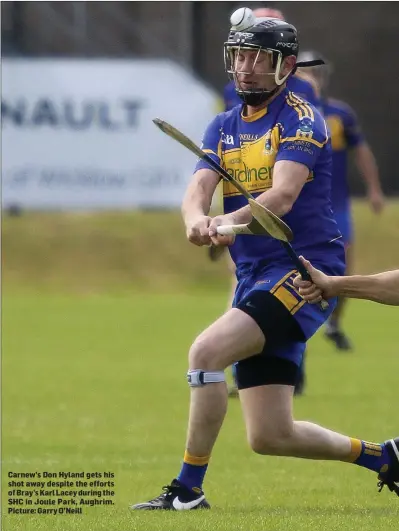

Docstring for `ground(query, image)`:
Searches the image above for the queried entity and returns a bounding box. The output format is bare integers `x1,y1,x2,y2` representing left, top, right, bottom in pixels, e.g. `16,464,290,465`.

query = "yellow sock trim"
344,438,362,462
183,450,210,466
363,441,382,457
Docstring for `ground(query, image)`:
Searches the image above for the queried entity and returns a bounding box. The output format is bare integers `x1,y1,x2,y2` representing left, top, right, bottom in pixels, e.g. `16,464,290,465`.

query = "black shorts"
235,290,306,389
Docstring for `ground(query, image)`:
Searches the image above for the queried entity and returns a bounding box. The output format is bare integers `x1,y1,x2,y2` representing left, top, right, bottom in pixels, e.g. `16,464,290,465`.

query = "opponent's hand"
368,188,385,215
208,215,236,247
293,256,335,302
186,216,213,246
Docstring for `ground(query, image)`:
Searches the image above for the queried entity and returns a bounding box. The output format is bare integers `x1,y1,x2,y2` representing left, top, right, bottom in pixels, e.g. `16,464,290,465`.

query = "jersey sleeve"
194,114,222,173
276,108,329,171
343,105,364,147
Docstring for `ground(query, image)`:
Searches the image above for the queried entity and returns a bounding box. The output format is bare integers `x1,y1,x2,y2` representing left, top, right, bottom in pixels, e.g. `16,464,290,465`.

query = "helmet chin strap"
237,86,279,106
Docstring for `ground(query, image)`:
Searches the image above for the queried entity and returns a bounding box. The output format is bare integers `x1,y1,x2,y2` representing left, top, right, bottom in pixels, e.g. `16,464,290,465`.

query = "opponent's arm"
294,257,399,306
330,271,399,305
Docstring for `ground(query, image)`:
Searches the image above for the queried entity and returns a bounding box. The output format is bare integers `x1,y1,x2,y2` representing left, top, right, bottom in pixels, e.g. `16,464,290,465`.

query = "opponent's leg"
131,306,265,510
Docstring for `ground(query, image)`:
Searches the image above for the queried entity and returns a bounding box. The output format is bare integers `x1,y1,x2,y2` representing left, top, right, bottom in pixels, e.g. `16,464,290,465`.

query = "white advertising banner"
2,59,220,210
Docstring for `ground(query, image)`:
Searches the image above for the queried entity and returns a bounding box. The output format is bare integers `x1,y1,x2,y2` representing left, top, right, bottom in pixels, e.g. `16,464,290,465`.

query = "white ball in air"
230,7,256,31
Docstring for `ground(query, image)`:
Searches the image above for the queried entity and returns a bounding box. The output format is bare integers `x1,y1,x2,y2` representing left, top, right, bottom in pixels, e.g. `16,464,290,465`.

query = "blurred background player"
218,7,320,397
297,50,385,351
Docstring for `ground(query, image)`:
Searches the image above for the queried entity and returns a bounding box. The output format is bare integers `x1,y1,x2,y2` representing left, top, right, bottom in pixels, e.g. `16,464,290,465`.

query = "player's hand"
293,256,335,302
368,189,385,214
208,215,236,247
186,216,213,246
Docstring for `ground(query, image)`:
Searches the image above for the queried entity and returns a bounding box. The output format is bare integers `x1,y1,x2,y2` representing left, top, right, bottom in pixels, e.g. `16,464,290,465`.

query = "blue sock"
350,439,390,473
177,451,209,491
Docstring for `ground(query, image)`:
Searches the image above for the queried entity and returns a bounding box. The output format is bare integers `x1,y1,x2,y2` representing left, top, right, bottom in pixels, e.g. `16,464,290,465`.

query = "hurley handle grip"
216,225,251,236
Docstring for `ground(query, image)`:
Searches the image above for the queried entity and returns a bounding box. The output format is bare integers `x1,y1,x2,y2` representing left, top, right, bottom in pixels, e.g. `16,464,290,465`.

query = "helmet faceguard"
224,18,299,106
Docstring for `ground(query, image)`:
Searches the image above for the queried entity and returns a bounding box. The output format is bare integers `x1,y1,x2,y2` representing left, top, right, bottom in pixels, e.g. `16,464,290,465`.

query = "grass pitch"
2,291,398,531
2,200,399,529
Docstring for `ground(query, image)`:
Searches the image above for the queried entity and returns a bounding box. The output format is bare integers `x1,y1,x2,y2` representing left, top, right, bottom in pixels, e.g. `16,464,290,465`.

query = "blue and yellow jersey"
223,75,318,111
321,98,364,212
195,87,343,270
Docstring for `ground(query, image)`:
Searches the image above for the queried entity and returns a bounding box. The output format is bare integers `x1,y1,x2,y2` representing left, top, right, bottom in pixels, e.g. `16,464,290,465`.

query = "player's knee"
248,423,294,455
187,336,226,387
188,336,221,370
